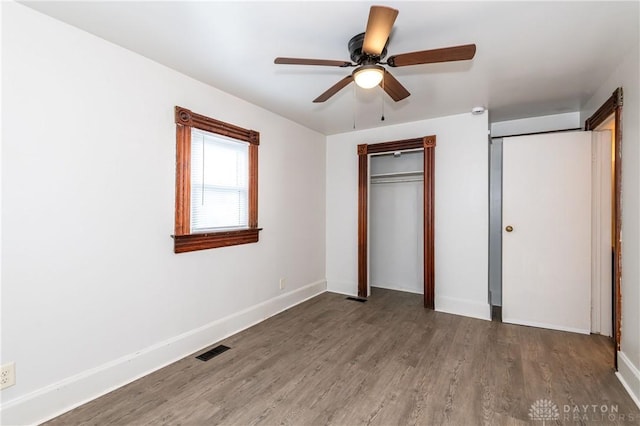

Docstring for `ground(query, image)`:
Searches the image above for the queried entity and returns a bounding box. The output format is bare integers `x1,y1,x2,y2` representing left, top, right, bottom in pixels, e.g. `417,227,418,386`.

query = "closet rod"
371,177,424,184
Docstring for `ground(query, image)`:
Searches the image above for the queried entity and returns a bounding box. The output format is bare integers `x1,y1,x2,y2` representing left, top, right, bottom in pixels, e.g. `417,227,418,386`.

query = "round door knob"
505,225,513,232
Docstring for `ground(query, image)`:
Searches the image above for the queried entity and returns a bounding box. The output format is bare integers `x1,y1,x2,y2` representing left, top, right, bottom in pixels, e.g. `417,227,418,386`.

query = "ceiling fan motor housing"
348,32,388,64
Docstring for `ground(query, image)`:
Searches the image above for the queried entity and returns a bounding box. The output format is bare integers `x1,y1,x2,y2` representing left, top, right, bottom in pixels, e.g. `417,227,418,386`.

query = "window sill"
172,228,262,253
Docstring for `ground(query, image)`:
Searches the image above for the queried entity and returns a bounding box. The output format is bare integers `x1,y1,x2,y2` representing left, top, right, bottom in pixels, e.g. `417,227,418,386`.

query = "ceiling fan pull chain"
381,75,385,121
353,83,357,129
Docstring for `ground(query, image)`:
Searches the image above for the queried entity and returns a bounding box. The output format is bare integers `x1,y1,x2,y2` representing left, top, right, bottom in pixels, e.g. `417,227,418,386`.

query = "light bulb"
353,65,384,89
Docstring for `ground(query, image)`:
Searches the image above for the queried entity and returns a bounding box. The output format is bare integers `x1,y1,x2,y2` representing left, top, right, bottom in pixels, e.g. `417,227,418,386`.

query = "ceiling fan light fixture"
353,65,384,89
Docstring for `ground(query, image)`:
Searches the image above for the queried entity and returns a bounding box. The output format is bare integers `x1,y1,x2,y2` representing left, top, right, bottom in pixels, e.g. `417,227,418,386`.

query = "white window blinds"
190,128,249,233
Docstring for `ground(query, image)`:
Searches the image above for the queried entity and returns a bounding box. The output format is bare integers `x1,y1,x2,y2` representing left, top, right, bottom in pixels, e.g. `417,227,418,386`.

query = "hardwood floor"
46,288,639,425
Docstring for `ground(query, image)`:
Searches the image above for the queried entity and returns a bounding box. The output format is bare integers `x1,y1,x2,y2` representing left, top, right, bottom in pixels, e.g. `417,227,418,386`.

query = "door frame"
585,87,623,363
357,135,436,308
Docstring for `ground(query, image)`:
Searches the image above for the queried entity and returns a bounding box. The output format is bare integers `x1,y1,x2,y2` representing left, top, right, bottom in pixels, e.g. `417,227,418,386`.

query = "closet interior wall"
369,150,424,294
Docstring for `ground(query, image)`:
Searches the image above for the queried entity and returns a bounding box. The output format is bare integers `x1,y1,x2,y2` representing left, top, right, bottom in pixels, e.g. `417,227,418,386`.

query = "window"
173,106,260,253
190,129,248,232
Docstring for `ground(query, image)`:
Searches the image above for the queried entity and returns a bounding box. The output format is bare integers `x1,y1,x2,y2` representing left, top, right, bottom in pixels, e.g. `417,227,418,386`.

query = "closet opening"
370,150,424,295
357,136,436,308
585,87,623,369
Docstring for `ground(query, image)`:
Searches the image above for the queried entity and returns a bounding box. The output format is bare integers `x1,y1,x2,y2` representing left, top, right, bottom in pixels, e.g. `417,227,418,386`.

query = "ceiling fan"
274,5,476,103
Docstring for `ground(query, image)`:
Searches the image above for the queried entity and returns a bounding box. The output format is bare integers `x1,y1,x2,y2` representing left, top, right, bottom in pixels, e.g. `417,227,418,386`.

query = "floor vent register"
196,345,231,361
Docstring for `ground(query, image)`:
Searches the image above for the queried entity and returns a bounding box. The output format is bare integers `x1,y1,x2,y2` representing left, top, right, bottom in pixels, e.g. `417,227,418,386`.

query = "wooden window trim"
173,106,261,253
357,136,436,308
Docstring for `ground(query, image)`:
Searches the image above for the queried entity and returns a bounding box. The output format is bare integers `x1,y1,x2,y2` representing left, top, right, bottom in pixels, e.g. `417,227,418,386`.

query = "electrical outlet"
1,362,16,390
279,278,286,290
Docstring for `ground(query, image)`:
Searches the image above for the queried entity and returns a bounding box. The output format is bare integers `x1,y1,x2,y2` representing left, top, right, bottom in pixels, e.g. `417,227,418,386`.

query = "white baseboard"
0,280,327,426
501,317,590,335
371,283,423,295
616,350,640,410
327,281,423,297
435,296,491,321
325,280,357,297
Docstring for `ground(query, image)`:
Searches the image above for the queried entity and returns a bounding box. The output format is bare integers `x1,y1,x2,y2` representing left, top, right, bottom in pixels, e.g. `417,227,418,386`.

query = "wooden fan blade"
387,44,477,67
313,75,354,103
362,6,399,56
380,70,410,102
275,57,352,67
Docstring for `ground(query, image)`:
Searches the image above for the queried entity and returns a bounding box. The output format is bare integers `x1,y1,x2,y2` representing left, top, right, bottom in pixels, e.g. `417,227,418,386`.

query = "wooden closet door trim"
357,144,368,298
357,136,436,308
585,87,623,365
423,136,436,308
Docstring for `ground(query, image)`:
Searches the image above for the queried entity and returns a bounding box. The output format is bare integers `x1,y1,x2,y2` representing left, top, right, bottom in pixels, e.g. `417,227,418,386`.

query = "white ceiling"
21,1,639,135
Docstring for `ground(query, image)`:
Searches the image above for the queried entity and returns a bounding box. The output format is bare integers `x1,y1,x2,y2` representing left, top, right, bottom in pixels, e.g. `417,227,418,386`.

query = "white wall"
581,45,640,407
1,3,326,424
491,112,581,138
326,112,490,320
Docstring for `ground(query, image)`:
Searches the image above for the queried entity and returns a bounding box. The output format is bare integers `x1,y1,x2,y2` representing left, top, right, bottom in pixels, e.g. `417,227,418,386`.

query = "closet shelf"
370,170,424,184
370,170,424,179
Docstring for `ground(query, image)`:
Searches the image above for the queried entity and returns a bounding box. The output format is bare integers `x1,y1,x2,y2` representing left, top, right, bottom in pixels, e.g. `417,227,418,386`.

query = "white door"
502,131,592,334
591,130,612,336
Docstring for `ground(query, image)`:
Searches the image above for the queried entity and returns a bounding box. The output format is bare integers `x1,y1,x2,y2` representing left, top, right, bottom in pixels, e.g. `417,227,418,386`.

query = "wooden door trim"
357,136,436,308
585,87,623,364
